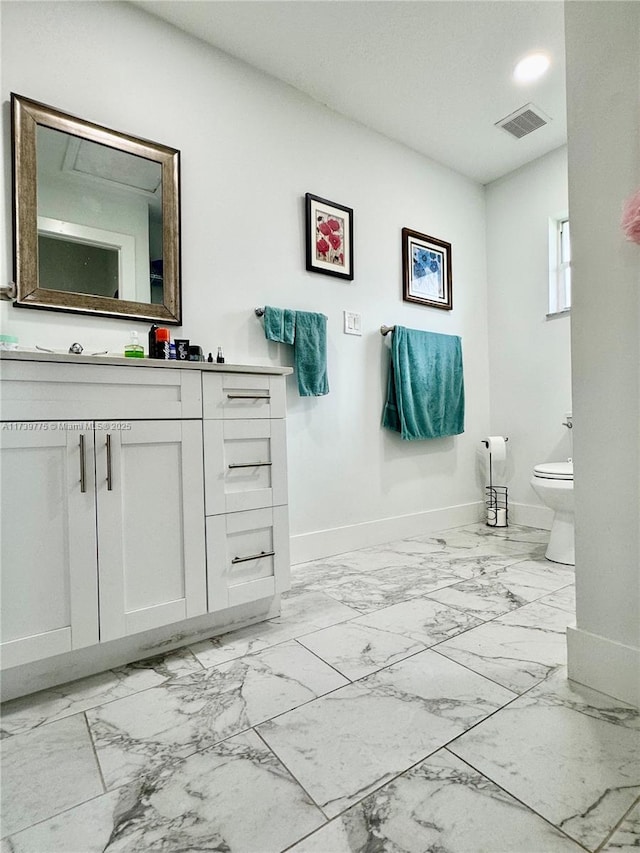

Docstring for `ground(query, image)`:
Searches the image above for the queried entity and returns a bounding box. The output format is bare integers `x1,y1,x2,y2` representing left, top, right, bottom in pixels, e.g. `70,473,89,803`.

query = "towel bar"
380,325,395,336
255,307,265,317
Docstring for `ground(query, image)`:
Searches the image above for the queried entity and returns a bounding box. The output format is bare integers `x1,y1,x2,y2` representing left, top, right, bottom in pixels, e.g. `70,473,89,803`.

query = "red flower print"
316,238,330,255
317,221,331,236
328,233,341,250
327,218,341,232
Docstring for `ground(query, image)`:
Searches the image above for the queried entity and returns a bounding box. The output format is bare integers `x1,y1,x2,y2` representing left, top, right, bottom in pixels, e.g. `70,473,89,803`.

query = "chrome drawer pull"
226,394,271,400
228,462,272,469
79,434,87,493
231,550,275,564
106,433,113,491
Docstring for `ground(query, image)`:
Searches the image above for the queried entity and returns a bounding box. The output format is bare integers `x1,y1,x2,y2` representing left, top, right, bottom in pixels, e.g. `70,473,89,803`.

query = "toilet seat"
533,462,573,481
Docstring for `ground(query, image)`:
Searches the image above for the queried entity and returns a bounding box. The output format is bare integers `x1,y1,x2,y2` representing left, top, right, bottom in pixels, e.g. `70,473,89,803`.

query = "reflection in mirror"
12,94,181,324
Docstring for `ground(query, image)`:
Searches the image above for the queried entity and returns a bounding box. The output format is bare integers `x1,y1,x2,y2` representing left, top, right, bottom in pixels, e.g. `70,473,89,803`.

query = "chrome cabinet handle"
231,550,275,565
228,462,272,469
226,394,271,400
106,434,113,491
79,434,87,493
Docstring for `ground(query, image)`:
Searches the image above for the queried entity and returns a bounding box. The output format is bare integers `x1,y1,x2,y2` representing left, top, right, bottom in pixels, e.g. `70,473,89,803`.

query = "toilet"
530,461,574,565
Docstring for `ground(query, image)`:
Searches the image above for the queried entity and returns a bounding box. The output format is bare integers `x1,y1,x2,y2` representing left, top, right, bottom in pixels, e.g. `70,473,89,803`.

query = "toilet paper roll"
486,436,507,462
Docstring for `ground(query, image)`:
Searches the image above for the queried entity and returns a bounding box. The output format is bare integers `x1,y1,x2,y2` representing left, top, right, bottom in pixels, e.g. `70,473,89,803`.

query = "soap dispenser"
124,331,144,358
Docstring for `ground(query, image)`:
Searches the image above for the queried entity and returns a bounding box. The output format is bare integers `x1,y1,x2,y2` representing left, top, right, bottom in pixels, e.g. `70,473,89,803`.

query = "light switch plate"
344,311,362,336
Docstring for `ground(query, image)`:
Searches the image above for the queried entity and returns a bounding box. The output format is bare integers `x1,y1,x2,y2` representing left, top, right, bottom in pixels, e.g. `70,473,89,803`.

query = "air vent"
496,104,550,139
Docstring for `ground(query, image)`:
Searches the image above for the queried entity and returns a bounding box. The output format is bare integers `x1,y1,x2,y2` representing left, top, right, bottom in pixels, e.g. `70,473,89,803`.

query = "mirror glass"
12,94,181,324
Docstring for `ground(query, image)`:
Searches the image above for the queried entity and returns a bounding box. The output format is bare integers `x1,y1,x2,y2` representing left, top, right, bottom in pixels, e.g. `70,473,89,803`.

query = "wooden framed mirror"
11,94,181,324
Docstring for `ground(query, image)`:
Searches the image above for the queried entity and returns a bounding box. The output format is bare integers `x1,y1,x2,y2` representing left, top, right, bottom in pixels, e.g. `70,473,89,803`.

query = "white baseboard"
508,501,553,530
290,502,484,564
567,626,640,708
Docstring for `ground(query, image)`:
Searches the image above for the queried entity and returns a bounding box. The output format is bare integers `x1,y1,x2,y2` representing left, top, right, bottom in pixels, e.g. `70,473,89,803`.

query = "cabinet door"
204,418,288,515
0,424,99,668
95,420,207,641
206,506,290,612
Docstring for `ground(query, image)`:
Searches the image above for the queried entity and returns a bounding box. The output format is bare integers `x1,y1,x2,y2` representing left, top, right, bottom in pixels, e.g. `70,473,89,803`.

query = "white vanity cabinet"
0,354,291,693
202,372,290,612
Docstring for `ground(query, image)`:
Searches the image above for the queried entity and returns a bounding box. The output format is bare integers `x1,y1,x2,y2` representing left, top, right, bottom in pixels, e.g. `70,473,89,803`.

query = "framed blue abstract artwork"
402,227,452,310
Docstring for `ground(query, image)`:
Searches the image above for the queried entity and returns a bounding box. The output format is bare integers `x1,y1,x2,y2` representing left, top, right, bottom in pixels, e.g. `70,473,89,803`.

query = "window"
549,215,571,315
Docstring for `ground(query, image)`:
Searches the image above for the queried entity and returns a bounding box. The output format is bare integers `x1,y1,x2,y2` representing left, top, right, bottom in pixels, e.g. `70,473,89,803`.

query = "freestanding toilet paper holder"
482,437,509,528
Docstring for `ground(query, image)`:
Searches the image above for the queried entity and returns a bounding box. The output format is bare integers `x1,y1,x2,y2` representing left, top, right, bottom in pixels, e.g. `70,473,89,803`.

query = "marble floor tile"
298,621,426,680
190,591,359,668
288,748,585,853
449,670,640,851
289,558,370,593
538,583,577,614
0,714,103,837
602,802,640,851
425,561,573,621
410,523,548,558
468,522,551,545
87,640,348,790
436,599,573,693
356,595,483,645
299,596,483,680
3,729,325,853
0,647,202,738
509,557,575,587
313,564,462,614
258,649,514,818
424,549,533,582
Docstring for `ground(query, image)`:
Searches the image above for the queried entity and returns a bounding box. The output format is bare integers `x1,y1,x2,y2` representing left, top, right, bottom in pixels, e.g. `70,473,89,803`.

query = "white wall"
486,147,571,526
565,1,640,707
0,1,490,559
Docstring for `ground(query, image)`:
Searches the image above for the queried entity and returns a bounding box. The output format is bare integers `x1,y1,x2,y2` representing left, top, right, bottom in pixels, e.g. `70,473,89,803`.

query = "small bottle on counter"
216,346,225,364
124,331,144,358
207,352,214,363
169,342,177,360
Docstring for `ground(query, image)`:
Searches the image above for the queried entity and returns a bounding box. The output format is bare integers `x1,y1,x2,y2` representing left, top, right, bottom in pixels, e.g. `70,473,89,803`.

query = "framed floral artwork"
305,193,354,280
402,227,452,310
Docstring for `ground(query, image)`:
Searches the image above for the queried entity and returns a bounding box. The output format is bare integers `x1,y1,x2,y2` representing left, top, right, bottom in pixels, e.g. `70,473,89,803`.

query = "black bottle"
216,347,225,363
148,324,158,359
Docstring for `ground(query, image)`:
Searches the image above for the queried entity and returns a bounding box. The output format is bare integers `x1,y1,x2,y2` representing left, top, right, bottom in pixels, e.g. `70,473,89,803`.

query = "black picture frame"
305,193,354,281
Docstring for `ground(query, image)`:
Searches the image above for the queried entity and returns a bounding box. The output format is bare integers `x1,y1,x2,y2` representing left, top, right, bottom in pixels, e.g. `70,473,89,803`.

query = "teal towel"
294,311,329,396
263,307,329,396
264,305,296,345
382,326,464,440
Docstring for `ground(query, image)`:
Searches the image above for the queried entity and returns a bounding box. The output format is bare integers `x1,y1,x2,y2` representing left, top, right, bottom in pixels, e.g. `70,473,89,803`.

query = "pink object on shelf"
621,188,640,244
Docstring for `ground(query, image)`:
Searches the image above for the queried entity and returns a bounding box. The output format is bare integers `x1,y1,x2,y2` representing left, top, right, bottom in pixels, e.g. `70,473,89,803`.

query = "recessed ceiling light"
513,52,551,84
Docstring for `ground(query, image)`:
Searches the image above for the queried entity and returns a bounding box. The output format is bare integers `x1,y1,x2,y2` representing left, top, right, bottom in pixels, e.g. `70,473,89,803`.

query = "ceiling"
134,0,567,185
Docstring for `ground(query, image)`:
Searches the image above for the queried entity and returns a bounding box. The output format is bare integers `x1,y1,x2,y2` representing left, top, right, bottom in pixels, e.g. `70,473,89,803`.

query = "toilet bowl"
530,461,574,565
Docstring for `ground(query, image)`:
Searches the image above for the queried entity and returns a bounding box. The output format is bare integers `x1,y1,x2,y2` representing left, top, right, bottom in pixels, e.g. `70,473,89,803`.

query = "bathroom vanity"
0,352,292,699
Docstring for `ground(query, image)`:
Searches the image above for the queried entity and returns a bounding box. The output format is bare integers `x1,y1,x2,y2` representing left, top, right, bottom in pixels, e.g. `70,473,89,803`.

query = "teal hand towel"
262,306,329,396
382,326,464,440
293,311,329,396
264,305,296,345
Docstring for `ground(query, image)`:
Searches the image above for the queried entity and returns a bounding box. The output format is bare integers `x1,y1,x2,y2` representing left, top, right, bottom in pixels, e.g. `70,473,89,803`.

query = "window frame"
548,214,571,317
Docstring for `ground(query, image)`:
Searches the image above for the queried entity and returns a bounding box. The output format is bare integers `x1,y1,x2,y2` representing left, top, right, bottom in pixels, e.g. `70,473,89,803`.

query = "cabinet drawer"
202,373,285,420
206,506,290,612
0,361,201,421
204,419,288,515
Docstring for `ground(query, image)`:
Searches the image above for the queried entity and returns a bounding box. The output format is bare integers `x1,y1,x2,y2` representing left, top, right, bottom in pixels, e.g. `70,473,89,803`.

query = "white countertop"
0,349,293,376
